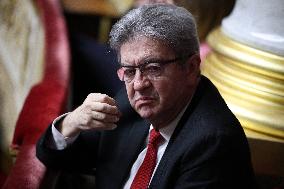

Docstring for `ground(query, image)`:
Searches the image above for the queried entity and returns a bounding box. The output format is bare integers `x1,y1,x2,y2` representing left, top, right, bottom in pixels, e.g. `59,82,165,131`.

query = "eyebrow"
120,57,177,67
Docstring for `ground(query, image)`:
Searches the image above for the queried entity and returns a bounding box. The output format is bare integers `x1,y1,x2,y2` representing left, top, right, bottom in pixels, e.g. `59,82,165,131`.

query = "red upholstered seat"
3,0,70,188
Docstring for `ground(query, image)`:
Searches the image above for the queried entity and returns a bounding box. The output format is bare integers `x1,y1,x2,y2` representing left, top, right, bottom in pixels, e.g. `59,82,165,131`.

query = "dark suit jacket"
36,76,257,189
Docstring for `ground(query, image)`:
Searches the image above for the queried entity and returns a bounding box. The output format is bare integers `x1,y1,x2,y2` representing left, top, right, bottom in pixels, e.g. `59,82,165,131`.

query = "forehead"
119,36,175,65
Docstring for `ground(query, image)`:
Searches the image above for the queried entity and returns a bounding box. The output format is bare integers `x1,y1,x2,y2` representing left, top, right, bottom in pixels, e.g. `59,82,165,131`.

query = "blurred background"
0,0,283,188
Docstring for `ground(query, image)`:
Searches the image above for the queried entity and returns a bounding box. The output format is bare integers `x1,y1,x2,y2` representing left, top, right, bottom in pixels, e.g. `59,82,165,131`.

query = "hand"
59,93,121,137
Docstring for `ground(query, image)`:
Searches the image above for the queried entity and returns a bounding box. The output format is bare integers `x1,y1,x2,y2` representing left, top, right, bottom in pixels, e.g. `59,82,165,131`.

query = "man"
37,4,256,189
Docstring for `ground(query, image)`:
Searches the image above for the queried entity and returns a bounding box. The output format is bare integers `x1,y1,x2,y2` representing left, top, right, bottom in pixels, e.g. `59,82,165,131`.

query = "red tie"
130,129,164,189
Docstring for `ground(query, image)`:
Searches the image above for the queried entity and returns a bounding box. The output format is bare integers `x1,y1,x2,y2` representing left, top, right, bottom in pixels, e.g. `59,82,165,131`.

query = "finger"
79,120,117,131
73,113,118,131
89,102,121,115
87,93,117,106
91,111,120,123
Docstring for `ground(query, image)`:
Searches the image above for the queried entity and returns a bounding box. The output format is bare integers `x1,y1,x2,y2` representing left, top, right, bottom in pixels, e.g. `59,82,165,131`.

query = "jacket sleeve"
36,124,101,173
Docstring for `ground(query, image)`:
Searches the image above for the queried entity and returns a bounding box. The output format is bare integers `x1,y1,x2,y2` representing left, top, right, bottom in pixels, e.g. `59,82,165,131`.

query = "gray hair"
109,4,200,61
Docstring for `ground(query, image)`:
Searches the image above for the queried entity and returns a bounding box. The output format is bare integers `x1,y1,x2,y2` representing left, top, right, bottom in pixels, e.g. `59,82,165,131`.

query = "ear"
185,54,201,76
117,69,124,81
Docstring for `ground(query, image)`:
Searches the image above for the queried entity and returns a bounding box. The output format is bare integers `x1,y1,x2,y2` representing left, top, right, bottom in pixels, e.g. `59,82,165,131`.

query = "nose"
133,70,151,90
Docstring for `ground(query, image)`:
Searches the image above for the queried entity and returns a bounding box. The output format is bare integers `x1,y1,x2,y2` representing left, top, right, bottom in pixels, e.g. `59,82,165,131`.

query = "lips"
135,96,156,107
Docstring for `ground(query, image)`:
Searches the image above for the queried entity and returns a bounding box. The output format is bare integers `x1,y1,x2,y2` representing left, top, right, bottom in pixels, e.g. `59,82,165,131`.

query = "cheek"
153,81,173,102
126,85,135,104
158,90,173,106
157,79,183,102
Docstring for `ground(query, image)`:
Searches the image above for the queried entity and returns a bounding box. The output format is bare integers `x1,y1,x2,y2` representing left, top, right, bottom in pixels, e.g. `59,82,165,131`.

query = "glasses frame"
117,57,182,83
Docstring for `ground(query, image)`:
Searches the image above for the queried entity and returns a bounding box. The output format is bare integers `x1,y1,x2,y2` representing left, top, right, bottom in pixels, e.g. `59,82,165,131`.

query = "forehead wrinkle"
120,36,175,66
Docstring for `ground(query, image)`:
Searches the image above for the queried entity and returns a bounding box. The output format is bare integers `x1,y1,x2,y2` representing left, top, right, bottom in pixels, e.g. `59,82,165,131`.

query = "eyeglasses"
117,57,181,83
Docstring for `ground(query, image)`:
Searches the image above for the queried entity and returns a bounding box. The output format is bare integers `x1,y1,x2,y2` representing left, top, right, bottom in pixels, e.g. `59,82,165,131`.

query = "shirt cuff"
50,113,79,150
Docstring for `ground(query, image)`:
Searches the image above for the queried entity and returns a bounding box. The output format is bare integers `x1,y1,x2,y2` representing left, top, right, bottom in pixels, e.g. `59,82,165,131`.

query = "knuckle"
86,93,101,102
101,105,108,112
85,94,94,101
84,103,91,110
92,121,104,128
94,112,101,119
97,104,107,112
100,94,108,101
100,113,107,120
86,93,92,99
88,93,97,97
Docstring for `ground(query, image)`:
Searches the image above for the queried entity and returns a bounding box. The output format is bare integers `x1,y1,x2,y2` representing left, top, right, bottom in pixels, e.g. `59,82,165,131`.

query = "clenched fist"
59,93,121,137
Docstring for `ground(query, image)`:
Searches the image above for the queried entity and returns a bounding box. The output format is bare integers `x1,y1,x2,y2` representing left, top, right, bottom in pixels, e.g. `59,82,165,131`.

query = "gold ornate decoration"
202,28,284,139
61,0,134,17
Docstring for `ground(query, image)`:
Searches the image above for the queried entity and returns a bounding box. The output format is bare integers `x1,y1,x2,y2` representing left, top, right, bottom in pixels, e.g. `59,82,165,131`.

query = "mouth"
135,96,156,107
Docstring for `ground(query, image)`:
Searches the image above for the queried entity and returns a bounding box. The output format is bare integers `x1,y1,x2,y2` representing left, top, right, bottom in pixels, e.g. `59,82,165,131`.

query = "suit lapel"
149,77,206,188
115,118,149,188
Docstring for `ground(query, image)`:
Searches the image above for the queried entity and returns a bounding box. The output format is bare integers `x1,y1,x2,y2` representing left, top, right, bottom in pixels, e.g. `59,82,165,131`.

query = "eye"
143,63,162,75
124,68,136,77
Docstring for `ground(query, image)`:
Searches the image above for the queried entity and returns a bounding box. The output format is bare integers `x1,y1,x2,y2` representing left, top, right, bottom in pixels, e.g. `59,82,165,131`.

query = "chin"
136,106,156,119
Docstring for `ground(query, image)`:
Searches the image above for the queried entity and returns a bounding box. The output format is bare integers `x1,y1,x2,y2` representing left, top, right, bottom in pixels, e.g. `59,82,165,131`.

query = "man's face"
119,37,198,128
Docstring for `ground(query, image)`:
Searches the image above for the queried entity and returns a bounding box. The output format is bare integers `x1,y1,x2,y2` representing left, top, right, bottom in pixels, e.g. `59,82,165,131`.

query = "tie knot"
149,129,163,146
